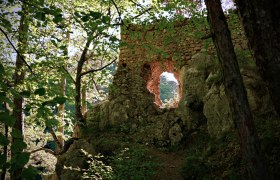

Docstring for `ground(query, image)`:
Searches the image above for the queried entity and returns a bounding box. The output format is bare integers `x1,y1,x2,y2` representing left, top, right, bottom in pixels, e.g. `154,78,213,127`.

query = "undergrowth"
110,146,159,180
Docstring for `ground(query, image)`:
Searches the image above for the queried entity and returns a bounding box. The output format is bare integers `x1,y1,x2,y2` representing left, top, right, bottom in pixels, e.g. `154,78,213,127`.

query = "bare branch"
92,78,101,95
133,8,152,19
128,0,153,17
29,138,79,156
61,66,76,84
110,0,124,25
49,126,63,150
0,27,33,74
79,58,117,77
129,0,145,9
30,148,56,156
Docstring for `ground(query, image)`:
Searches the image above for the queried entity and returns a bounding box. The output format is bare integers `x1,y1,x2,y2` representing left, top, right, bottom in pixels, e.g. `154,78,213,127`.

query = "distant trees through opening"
159,72,179,108
145,61,181,108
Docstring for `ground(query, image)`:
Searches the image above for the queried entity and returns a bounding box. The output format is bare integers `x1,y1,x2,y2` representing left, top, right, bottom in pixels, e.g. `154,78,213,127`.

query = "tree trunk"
75,38,92,124
0,103,8,180
81,63,88,116
57,76,66,148
11,1,29,179
205,0,268,179
57,27,70,148
235,0,280,116
81,85,87,115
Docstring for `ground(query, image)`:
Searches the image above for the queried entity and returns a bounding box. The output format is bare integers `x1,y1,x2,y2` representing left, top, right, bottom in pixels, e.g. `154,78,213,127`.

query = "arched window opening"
145,61,181,108
159,72,179,108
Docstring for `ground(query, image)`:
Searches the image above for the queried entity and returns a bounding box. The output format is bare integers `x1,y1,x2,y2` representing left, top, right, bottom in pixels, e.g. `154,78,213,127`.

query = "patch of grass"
255,115,280,178
235,49,256,69
110,145,159,180
181,129,246,179
182,155,209,179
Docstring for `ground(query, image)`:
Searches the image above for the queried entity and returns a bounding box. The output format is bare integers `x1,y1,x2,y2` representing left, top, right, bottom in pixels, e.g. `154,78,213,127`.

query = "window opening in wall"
159,72,179,108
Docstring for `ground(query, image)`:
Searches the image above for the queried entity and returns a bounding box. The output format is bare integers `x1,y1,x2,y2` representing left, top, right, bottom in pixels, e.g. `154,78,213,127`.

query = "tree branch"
0,27,33,74
79,58,116,77
30,148,56,156
49,126,63,150
129,0,145,9
61,66,76,84
110,0,124,25
29,138,79,156
133,8,152,19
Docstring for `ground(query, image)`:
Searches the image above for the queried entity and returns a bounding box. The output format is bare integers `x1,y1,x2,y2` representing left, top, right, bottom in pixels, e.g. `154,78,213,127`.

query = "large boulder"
56,139,95,180
203,85,234,137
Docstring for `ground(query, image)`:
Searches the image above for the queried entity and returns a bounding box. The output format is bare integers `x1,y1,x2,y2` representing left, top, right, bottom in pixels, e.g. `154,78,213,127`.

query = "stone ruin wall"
57,15,277,179
110,17,248,107
86,14,270,146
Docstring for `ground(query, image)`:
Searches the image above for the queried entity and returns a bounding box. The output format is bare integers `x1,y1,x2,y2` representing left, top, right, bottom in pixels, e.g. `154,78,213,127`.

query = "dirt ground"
149,148,185,180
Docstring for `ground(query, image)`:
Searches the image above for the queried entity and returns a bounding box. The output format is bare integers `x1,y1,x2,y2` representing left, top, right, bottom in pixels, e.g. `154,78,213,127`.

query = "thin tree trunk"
57,76,66,148
75,38,92,124
81,85,87,115
205,0,268,179
11,0,29,179
0,103,8,180
81,63,87,116
235,0,280,116
57,27,70,148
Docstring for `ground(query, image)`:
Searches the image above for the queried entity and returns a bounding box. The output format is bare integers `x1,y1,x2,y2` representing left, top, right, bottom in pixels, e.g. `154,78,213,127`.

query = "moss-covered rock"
56,139,95,180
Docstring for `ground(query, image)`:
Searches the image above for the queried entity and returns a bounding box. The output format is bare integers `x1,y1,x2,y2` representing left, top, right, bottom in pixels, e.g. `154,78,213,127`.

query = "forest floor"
149,148,185,180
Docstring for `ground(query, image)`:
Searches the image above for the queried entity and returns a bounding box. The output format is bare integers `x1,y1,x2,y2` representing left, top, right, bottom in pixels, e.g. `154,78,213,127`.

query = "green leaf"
0,112,15,127
46,118,59,127
89,11,102,19
34,12,46,21
11,129,23,139
22,166,39,180
12,152,30,169
0,92,14,107
74,11,81,18
38,0,44,6
0,133,9,146
53,96,67,104
0,17,12,32
42,100,55,107
0,62,5,74
34,87,46,96
51,40,58,47
0,153,6,168
59,45,67,50
24,105,31,116
53,14,63,23
110,36,118,42
81,15,90,22
11,140,27,153
102,16,110,23
20,90,31,98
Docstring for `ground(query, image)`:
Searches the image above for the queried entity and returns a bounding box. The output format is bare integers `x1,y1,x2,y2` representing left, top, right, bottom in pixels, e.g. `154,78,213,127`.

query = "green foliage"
181,130,246,179
235,49,256,68
182,156,209,179
0,133,9,146
64,149,114,179
34,87,46,96
81,149,114,179
22,166,39,180
254,115,280,177
110,147,159,180
11,152,30,169
0,111,15,126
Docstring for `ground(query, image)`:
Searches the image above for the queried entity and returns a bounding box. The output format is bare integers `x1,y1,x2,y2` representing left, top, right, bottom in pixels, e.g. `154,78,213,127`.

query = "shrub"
110,147,159,180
